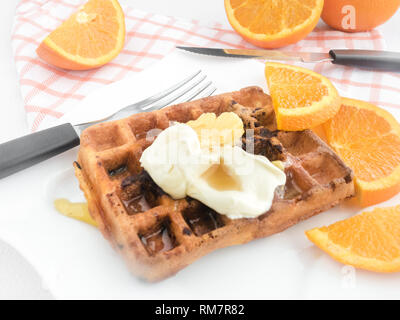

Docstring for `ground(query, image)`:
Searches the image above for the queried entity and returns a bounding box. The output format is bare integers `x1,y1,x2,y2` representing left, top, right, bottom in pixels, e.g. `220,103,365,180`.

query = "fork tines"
142,70,216,112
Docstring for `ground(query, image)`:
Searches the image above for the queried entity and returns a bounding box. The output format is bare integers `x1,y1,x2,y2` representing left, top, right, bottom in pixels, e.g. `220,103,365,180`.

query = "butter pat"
187,112,244,147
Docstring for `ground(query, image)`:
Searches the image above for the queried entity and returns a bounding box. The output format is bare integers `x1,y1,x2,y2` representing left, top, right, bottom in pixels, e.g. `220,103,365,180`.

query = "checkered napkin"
12,0,400,132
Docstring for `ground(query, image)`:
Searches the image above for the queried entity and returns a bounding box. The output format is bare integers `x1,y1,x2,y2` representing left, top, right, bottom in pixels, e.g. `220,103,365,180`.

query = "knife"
177,47,400,71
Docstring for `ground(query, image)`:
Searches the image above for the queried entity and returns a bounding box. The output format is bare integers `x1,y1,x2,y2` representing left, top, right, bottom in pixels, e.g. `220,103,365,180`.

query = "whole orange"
321,0,400,32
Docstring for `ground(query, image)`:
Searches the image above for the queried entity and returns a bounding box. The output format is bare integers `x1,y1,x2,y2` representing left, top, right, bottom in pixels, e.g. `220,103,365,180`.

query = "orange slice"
224,0,324,48
306,205,400,273
324,98,400,207
265,62,341,131
37,0,125,70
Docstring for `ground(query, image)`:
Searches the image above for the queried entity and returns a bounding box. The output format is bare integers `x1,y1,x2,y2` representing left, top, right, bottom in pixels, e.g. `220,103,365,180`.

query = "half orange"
37,0,125,70
224,0,324,48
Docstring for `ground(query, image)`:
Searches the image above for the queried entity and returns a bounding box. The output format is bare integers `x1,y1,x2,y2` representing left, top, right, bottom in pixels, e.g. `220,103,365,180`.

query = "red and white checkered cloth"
12,0,400,132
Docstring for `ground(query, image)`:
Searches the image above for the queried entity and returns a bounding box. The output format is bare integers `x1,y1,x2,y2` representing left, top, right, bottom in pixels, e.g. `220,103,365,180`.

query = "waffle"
74,87,355,281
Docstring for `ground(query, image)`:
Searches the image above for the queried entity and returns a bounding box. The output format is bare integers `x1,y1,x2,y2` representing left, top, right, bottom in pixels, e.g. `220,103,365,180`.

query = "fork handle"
0,123,80,179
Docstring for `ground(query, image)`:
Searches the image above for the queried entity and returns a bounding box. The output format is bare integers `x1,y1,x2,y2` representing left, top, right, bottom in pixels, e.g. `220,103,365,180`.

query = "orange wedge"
306,205,400,273
324,98,400,207
265,62,341,131
37,0,125,70
224,0,324,48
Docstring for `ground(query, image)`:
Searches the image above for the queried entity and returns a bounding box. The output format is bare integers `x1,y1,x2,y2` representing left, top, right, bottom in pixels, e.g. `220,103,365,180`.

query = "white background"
0,0,399,299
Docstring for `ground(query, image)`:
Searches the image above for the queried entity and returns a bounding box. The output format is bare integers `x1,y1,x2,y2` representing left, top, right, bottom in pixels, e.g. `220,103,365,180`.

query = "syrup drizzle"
201,159,242,192
54,199,97,227
184,206,224,236
122,196,151,215
140,222,176,255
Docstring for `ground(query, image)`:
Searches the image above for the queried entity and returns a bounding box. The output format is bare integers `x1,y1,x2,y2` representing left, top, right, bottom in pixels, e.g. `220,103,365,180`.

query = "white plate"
1,51,400,299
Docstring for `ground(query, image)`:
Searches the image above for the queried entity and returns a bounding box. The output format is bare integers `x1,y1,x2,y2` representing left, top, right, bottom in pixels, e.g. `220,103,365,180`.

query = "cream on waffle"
74,87,355,281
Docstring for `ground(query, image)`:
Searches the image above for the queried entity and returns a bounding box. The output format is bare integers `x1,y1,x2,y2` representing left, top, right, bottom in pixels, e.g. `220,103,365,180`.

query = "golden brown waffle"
74,87,355,281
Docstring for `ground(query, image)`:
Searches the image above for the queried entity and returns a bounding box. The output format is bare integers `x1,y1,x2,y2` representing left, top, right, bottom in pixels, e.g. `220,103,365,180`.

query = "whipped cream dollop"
140,123,286,219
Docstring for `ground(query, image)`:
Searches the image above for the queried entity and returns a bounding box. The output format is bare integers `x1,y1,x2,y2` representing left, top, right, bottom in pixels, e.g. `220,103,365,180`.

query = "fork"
0,70,216,179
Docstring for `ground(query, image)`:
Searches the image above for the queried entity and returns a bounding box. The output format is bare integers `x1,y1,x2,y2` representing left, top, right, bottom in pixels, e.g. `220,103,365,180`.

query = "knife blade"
177,46,400,71
177,46,331,62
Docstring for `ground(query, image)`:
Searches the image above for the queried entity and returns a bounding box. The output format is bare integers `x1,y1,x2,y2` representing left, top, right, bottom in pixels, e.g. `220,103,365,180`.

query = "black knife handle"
329,49,400,71
0,123,80,179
